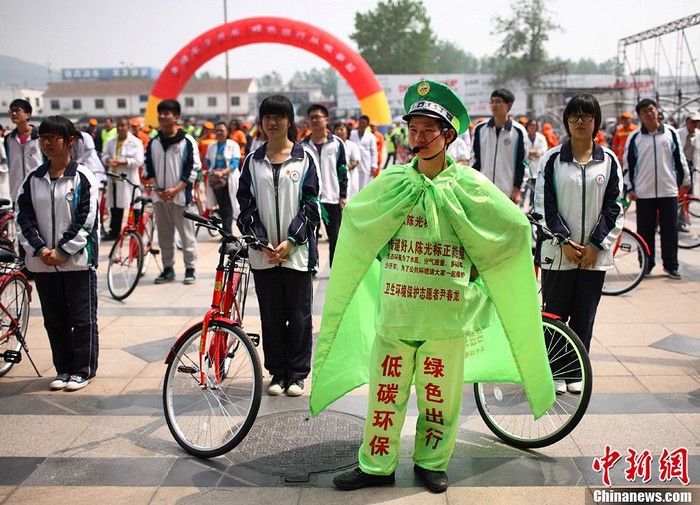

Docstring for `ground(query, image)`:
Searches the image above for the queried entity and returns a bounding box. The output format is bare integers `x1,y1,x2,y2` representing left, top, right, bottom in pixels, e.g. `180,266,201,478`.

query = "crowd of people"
0,83,697,493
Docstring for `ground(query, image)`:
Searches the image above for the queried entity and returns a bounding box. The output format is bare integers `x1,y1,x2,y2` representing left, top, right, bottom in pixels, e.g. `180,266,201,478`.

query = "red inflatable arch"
145,17,391,128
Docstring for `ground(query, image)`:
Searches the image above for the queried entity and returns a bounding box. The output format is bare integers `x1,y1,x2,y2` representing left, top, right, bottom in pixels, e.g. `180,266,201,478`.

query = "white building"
0,86,45,127
42,78,258,120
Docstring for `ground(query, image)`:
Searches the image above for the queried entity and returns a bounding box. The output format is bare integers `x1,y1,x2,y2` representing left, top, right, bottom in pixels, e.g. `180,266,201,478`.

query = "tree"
491,0,560,109
351,0,435,74
291,67,338,98
256,71,283,91
431,40,479,74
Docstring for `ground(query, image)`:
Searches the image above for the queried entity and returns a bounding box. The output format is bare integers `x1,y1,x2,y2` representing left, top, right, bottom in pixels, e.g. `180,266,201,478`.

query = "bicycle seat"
0,248,17,263
219,242,248,258
135,196,153,205
0,198,11,207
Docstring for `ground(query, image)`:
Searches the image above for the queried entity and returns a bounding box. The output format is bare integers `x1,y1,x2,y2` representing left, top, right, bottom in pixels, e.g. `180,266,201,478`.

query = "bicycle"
677,191,700,249
0,240,38,378
162,211,263,458
474,212,592,448
0,198,17,253
174,178,220,250
97,180,110,238
601,226,649,296
105,172,159,301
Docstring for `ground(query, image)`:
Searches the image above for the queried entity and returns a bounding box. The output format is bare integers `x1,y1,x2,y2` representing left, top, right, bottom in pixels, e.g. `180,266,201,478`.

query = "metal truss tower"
616,12,700,120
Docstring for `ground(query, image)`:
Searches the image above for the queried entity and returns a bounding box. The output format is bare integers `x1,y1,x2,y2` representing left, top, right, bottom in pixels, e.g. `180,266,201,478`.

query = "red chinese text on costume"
424,357,445,378
376,383,399,404
381,355,402,377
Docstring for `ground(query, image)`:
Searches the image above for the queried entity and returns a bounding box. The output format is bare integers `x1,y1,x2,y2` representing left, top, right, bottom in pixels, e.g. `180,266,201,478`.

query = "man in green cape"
311,80,555,493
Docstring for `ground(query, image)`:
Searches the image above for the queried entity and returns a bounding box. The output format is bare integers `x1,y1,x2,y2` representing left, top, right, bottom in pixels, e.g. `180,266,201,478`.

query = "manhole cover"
230,410,363,477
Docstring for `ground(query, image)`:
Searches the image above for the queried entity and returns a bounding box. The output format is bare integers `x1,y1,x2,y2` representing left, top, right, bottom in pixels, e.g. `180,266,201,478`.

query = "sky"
2,0,698,82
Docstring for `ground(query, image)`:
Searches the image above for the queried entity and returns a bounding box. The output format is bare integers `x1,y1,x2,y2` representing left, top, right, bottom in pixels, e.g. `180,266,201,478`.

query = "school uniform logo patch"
503,138,511,146
65,188,75,202
595,174,606,186
289,170,301,182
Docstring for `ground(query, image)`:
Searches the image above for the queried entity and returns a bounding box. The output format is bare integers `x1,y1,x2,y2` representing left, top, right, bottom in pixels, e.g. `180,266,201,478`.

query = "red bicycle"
0,239,38,377
162,211,263,458
0,198,17,252
105,172,159,300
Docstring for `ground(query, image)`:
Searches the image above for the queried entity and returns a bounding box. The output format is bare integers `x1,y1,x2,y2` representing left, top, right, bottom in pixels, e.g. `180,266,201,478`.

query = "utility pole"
224,0,232,122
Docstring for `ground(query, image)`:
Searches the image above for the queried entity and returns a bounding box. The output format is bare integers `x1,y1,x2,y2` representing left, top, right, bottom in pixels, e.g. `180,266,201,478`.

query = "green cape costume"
310,157,555,419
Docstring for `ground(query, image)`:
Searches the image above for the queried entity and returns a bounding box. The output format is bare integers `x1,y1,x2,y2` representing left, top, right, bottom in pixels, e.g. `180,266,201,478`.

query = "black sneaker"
286,379,304,397
267,375,286,396
184,268,196,285
49,373,71,391
155,267,175,284
413,464,448,493
65,374,93,392
663,268,681,280
333,467,395,491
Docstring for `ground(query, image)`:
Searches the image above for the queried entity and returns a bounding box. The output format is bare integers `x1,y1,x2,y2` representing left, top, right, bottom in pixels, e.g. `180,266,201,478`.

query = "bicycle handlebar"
182,210,273,251
106,172,155,191
527,212,570,246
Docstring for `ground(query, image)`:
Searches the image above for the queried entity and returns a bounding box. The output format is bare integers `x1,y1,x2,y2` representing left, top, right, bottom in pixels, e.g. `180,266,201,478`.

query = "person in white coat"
334,122,361,199
349,115,377,192
205,122,241,233
101,117,144,239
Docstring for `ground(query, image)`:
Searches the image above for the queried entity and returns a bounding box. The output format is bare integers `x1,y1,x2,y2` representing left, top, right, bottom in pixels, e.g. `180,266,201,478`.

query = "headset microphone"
411,128,449,154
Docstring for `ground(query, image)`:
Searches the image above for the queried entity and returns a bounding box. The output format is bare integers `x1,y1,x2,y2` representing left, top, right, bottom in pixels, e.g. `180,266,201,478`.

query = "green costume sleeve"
310,159,555,419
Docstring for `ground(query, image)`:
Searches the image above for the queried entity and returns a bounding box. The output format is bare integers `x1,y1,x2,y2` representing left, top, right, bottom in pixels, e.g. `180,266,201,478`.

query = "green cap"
402,80,470,135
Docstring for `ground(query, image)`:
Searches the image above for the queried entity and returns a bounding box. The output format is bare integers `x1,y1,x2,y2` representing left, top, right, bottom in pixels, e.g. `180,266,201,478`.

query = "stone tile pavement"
0,219,698,504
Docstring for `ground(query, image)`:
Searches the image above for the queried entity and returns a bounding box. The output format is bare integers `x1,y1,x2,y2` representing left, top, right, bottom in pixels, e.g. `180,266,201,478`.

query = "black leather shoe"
414,464,448,493
333,467,395,490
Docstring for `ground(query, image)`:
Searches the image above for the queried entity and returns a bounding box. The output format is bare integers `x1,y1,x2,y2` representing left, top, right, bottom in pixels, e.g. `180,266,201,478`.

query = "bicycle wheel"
163,320,262,458
518,180,536,213
678,198,700,249
107,231,143,301
0,215,17,249
474,317,592,448
139,210,156,276
0,275,31,377
602,228,648,296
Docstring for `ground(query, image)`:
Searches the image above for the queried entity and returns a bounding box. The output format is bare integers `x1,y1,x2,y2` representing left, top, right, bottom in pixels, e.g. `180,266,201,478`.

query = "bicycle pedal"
247,333,261,347
3,350,21,364
150,248,160,255
176,365,198,374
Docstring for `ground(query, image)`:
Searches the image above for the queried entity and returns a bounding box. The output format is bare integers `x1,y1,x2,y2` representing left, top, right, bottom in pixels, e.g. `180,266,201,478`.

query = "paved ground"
0,215,699,505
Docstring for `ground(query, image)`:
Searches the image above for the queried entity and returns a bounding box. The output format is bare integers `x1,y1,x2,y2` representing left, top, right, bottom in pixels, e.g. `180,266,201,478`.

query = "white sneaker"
286,379,304,397
567,381,583,394
64,375,93,392
267,375,286,396
553,380,567,394
49,373,71,391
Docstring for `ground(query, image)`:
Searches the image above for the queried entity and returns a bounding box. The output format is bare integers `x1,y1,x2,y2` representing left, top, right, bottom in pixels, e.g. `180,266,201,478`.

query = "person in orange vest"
197,121,216,164
369,120,384,176
541,123,559,149
594,129,607,146
130,118,150,150
611,112,638,164
229,119,248,156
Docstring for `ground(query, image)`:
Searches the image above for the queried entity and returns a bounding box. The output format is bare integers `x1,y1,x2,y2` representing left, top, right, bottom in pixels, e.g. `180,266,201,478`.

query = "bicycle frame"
165,229,255,389
0,268,39,376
